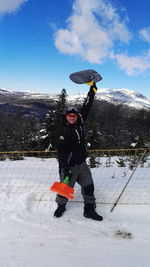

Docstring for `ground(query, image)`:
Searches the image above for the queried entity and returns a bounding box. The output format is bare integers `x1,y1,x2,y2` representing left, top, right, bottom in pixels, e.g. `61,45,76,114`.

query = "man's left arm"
79,82,97,121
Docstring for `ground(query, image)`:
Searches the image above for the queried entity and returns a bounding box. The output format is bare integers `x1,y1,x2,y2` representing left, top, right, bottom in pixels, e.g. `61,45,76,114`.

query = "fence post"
111,148,148,212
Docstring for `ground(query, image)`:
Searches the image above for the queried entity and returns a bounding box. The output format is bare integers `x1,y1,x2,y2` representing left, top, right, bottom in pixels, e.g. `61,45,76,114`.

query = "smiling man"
66,109,78,124
54,83,103,221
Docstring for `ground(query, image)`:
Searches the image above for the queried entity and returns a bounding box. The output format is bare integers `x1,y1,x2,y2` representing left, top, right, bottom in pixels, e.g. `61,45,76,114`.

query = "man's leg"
78,162,103,221
54,195,67,218
54,166,79,218
82,184,103,221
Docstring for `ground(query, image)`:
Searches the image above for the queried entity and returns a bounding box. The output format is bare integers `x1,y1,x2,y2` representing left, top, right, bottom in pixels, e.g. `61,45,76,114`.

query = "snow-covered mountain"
98,88,150,110
0,87,57,100
68,88,150,110
0,87,150,110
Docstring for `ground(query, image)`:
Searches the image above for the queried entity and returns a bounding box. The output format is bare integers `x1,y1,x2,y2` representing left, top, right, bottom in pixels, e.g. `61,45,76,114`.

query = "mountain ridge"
0,87,150,110
68,88,150,110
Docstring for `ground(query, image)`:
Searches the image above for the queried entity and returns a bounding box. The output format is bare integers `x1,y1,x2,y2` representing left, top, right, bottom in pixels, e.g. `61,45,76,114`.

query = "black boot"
83,203,103,221
54,204,66,218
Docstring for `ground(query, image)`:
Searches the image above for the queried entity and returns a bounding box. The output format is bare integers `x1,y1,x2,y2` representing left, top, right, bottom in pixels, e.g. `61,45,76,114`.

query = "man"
54,82,103,221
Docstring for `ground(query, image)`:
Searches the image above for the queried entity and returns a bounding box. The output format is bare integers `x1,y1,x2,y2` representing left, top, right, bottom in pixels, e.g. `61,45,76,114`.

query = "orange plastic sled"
50,181,74,199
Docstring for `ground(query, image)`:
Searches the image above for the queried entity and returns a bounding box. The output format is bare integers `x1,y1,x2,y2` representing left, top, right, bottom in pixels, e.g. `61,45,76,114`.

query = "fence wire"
0,148,149,205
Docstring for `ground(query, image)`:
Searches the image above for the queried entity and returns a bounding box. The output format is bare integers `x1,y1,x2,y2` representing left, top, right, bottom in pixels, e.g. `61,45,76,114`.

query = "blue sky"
0,0,150,97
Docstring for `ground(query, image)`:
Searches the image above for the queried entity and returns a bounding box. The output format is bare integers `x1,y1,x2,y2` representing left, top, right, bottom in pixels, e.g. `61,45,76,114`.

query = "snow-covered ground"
0,156,150,267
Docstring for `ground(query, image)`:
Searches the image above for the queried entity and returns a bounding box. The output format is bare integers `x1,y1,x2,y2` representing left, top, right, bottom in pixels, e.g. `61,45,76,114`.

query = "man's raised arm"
80,82,97,121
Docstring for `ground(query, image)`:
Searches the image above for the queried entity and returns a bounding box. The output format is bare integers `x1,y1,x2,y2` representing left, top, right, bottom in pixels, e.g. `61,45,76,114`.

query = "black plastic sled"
69,69,102,84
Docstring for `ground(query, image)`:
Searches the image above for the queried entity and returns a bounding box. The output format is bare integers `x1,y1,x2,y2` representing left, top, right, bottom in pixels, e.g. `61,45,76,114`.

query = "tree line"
0,88,150,151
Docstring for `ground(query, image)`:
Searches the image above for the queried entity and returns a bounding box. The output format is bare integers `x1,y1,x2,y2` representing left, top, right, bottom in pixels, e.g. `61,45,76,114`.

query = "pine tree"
87,123,101,149
45,89,68,150
55,89,68,121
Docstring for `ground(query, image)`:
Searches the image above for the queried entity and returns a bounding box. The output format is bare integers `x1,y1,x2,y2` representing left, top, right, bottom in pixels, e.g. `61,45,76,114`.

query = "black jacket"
57,87,96,168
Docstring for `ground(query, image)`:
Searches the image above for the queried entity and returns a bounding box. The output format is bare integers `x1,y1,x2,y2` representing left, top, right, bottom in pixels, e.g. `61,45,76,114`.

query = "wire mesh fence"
0,148,150,206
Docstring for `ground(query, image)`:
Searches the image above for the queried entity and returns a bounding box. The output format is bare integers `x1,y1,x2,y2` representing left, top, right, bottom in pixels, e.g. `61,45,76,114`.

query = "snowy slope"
68,88,150,110
0,87,57,100
1,87,150,110
96,88,150,110
0,156,150,267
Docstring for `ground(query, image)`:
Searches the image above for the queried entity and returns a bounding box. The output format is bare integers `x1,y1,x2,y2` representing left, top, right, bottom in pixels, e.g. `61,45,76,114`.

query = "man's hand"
63,167,72,179
87,81,97,93
90,82,97,93
86,80,97,93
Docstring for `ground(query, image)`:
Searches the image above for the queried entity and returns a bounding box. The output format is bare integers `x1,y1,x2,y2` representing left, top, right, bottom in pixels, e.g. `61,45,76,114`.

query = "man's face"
66,113,77,124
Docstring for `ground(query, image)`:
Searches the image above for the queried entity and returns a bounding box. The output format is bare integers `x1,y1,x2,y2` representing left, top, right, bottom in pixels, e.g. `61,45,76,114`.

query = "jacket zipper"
75,129,80,143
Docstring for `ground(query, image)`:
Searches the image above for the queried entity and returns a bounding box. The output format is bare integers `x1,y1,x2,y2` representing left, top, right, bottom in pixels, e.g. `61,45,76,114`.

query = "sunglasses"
66,114,77,119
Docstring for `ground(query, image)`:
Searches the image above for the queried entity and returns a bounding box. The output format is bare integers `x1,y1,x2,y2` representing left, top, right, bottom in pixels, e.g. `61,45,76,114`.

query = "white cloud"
0,0,27,14
114,52,150,76
54,0,150,76
139,27,150,43
54,0,131,64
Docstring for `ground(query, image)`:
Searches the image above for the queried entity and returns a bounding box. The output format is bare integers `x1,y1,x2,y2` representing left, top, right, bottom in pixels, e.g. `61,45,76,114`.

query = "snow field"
0,156,150,267
0,155,149,204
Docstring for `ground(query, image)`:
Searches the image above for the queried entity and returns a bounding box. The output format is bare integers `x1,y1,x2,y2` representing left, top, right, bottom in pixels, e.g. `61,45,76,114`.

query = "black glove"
63,167,72,179
90,82,97,93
